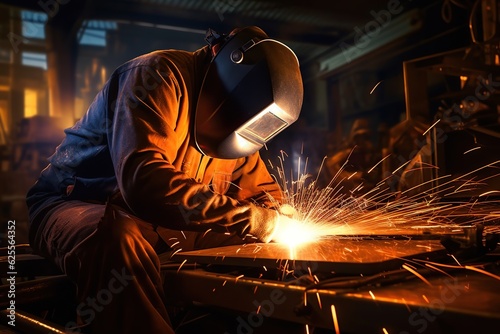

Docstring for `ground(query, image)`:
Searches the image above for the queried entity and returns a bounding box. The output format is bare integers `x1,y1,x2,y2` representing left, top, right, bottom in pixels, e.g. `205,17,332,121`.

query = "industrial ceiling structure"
9,0,475,129
1,0,445,65
1,0,396,45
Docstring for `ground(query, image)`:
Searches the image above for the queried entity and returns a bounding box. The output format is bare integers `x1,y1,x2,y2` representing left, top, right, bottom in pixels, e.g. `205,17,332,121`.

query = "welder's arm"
107,64,280,242
230,152,283,207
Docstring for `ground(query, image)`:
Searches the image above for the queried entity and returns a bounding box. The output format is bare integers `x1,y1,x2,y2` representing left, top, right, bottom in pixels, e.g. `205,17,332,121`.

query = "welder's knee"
64,203,161,299
94,204,160,266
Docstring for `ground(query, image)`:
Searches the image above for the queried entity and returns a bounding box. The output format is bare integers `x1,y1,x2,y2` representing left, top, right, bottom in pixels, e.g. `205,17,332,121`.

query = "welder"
26,26,303,333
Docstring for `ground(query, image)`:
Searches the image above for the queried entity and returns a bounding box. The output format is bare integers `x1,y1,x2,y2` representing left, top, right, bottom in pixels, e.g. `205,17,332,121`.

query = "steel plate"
171,236,447,275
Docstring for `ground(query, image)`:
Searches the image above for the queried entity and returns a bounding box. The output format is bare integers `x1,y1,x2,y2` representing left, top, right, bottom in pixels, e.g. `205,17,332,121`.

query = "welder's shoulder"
110,51,172,74
112,48,207,76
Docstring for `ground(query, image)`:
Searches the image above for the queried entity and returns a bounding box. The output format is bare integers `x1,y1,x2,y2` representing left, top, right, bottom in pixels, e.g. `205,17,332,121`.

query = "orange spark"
369,80,383,94
402,264,432,287
316,292,323,309
402,298,411,312
201,228,212,238
424,263,454,278
463,147,481,154
177,259,187,273
368,154,391,174
450,254,462,266
169,248,183,259
479,190,500,197
423,119,441,135
331,304,341,334
464,265,500,281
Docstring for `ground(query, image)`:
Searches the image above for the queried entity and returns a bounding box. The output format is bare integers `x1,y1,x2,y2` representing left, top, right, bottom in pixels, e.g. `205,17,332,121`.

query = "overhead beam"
0,0,40,11
88,1,342,46
309,9,424,78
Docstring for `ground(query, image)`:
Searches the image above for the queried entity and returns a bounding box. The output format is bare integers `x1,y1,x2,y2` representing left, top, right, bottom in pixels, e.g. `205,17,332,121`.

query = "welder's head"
194,26,303,159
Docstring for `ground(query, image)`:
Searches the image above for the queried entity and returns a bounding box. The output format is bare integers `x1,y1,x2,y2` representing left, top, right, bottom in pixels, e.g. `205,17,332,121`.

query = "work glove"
246,204,299,243
278,203,298,219
245,206,280,243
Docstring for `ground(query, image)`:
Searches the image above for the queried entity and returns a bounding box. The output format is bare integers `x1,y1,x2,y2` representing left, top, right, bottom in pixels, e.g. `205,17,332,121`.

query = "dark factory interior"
1,0,500,333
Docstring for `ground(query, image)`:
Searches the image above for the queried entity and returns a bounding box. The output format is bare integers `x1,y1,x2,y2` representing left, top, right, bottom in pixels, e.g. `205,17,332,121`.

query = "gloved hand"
278,203,298,219
243,204,301,244
245,206,280,243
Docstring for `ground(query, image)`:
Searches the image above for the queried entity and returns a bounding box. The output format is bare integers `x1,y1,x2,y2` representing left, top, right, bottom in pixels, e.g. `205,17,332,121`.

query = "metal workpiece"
170,223,493,275
171,238,447,275
163,231,500,333
163,256,500,333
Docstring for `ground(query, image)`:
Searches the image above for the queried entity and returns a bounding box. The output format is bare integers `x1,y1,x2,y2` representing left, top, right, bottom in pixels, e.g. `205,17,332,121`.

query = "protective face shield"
194,26,304,159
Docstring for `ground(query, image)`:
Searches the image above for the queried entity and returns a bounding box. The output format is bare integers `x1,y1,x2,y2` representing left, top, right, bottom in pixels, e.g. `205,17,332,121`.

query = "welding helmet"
194,26,303,159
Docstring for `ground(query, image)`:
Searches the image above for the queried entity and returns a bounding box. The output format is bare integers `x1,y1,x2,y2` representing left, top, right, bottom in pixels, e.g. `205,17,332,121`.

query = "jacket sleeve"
230,152,283,207
107,60,279,238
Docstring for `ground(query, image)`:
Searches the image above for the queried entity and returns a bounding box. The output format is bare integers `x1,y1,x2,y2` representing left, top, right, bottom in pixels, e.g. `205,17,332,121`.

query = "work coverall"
26,45,283,333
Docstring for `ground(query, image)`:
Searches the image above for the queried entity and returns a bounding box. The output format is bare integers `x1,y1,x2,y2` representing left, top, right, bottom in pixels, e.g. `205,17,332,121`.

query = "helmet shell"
195,26,303,159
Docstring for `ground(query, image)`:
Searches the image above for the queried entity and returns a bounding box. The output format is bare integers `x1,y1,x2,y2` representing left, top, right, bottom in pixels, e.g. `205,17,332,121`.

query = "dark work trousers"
31,200,249,333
